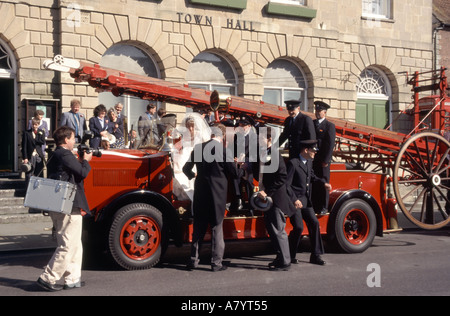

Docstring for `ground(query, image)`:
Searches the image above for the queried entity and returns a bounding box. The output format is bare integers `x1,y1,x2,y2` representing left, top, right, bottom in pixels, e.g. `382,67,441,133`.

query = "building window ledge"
188,0,247,10
266,2,316,19
361,15,395,24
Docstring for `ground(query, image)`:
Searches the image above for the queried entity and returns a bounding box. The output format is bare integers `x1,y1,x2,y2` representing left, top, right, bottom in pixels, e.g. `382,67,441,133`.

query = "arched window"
99,44,160,136
357,68,389,97
263,59,307,110
186,52,237,95
356,67,392,129
0,41,15,77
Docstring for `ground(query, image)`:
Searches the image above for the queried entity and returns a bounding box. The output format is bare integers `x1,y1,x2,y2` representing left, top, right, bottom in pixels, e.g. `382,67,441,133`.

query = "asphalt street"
0,222,449,297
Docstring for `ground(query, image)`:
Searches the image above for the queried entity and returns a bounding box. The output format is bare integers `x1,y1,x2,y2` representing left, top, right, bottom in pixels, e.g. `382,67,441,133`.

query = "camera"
78,131,102,158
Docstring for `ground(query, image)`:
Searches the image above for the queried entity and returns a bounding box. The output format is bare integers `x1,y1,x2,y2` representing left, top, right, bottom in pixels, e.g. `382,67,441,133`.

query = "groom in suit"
59,99,87,143
183,123,243,272
287,140,331,265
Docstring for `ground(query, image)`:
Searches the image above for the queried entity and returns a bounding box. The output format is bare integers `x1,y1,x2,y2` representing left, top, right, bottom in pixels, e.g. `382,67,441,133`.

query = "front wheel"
108,203,164,270
331,199,376,253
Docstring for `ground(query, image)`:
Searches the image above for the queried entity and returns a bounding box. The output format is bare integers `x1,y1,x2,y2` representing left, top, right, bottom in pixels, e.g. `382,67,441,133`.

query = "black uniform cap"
299,139,319,151
220,119,236,127
238,115,252,126
314,101,330,111
284,99,302,110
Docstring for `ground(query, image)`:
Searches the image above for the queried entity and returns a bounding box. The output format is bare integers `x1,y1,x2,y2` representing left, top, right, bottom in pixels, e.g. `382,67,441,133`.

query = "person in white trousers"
37,126,92,291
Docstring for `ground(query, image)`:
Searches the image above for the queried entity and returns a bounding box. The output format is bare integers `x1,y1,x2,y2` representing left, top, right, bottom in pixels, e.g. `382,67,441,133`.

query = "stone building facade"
0,0,435,172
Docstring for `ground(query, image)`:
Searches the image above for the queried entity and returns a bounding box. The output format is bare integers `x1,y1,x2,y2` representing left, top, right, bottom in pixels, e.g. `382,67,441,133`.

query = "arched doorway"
0,40,17,172
356,67,392,129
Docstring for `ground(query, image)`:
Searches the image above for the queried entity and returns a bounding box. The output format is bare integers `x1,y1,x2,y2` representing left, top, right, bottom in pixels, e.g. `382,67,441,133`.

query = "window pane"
212,85,235,95
100,45,158,77
263,59,306,88
362,0,390,17
187,52,237,86
99,44,159,139
263,89,281,106
128,98,152,138
270,0,306,5
284,90,302,102
263,59,306,108
0,43,12,71
357,68,388,96
188,83,209,91
98,92,125,113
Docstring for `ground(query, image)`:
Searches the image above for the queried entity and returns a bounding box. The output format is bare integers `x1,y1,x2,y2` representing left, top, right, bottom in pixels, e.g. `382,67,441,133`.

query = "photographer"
37,126,92,291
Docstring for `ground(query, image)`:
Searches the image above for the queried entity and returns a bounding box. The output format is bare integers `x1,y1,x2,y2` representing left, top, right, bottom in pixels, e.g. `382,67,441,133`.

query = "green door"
0,79,14,171
356,99,389,129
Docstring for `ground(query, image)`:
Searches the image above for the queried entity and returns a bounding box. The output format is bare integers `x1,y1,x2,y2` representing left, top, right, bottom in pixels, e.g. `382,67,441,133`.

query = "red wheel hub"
343,209,370,245
119,216,161,260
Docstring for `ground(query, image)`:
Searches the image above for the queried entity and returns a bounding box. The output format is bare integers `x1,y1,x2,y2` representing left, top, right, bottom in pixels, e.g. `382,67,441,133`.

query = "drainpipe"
433,23,444,75
433,23,445,94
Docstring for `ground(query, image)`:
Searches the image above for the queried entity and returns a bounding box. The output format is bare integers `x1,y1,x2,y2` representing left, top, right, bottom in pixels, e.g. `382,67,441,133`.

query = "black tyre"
331,199,376,253
108,203,164,270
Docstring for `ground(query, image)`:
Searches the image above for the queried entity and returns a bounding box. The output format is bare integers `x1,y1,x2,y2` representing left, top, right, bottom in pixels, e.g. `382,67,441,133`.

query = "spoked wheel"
393,132,450,230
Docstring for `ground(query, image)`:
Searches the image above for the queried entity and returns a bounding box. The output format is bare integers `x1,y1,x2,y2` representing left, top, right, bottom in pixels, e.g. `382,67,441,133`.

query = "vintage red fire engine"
44,56,450,270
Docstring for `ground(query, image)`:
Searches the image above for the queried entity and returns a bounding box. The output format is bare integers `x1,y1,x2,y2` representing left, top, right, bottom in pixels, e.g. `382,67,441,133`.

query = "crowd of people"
180,98,336,272
23,96,336,291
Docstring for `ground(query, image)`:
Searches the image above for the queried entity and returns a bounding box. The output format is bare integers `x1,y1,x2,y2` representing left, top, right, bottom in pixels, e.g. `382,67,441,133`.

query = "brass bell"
210,90,231,112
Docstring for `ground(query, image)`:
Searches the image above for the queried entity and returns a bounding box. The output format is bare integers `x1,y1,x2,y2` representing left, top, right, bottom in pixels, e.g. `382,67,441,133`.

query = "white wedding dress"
171,113,211,202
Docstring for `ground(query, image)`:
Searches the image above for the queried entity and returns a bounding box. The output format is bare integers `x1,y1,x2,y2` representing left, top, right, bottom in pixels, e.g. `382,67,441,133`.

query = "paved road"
0,226,449,298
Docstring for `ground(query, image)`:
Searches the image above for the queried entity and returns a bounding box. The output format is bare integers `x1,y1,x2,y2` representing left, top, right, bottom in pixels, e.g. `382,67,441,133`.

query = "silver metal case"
24,176,77,215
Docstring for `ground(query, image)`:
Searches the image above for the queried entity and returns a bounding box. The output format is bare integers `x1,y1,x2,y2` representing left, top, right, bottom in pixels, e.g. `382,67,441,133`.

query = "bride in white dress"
171,112,211,202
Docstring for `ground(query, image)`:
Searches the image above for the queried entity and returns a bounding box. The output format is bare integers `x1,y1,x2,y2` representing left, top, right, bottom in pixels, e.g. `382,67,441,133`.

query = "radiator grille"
93,169,138,186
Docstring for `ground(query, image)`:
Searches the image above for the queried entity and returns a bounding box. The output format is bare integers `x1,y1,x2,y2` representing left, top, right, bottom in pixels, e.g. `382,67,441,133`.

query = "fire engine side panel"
327,170,389,232
180,169,391,243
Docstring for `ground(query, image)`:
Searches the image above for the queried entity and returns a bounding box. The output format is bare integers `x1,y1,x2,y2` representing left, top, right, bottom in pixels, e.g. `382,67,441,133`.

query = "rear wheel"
393,132,450,230
332,199,376,253
108,203,164,270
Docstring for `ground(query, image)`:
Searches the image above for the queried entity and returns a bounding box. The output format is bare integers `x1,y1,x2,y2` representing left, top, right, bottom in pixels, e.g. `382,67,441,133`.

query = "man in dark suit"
313,101,336,215
59,99,87,143
138,103,160,148
114,102,128,143
183,123,243,272
279,99,316,159
254,127,296,270
287,140,331,266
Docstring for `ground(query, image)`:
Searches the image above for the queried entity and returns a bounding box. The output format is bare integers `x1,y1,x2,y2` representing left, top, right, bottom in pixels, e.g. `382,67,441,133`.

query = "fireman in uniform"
286,140,331,265
279,99,316,159
312,101,336,215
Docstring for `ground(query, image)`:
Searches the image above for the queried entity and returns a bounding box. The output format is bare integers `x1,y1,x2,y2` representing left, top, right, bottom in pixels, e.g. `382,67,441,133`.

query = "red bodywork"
84,149,397,246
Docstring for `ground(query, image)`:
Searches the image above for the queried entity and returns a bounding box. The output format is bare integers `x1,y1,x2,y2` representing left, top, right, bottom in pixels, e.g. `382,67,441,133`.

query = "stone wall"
0,0,436,168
